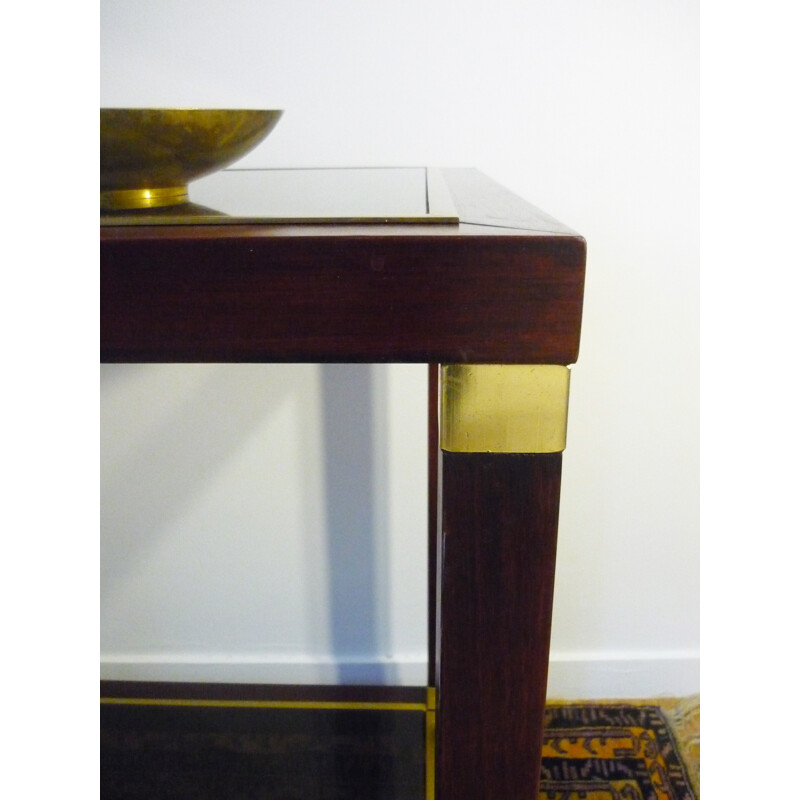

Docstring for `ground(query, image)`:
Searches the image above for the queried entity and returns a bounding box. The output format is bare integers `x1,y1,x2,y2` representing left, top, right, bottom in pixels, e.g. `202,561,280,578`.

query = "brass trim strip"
425,168,460,222
100,697,428,712
425,687,437,800
440,364,571,454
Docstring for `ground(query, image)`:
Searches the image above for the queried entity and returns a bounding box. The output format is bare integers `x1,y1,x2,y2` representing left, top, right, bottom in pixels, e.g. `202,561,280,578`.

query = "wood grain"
101,170,585,365
436,452,562,800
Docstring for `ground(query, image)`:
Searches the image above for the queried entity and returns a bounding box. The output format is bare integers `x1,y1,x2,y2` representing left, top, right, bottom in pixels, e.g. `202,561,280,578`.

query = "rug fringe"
663,694,700,797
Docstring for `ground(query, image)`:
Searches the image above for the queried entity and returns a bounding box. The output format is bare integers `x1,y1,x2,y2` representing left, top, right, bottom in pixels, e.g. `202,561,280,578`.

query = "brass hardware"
426,688,437,800
100,109,283,210
441,364,571,453
100,696,428,712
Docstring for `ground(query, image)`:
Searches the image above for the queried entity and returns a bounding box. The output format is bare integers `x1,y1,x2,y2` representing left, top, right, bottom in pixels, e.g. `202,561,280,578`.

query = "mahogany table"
100,167,586,800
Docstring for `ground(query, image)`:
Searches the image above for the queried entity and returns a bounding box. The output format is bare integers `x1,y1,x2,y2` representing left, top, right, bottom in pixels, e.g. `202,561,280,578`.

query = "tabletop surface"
101,168,580,237
101,169,586,365
101,167,461,227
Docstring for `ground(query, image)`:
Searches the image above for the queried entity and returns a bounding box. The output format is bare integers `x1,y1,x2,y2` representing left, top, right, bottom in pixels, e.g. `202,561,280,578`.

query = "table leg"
433,364,571,800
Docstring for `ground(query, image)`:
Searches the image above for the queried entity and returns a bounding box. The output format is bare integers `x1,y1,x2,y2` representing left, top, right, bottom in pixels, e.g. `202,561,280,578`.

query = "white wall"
100,0,699,698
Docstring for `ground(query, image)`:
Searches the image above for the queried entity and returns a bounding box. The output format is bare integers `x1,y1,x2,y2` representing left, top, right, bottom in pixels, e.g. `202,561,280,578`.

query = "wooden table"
101,168,586,800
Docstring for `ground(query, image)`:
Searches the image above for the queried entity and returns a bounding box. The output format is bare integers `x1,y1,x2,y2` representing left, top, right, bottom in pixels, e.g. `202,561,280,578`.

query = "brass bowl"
100,108,283,210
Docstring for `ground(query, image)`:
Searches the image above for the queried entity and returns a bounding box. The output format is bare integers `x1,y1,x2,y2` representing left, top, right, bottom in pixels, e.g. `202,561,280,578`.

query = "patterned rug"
540,700,700,800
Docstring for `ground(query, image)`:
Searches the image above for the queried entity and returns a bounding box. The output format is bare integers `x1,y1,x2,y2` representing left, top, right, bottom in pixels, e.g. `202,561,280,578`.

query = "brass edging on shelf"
100,697,428,712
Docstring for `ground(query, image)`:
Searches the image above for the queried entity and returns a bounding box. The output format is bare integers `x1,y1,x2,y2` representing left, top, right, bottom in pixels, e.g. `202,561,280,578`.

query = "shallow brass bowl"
100,109,283,210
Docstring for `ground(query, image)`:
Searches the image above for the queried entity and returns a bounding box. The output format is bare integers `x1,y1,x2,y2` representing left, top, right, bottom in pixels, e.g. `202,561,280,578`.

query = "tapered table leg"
433,364,571,800
436,451,561,799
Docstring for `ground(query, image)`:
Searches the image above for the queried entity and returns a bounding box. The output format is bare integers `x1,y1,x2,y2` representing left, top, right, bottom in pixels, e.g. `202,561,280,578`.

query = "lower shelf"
101,682,431,800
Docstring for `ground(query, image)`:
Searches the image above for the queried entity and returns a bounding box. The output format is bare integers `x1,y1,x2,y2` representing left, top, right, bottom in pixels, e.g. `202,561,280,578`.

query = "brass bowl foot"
101,185,189,211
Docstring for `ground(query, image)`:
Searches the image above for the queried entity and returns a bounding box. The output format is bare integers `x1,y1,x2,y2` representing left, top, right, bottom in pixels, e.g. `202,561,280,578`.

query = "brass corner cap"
441,364,571,454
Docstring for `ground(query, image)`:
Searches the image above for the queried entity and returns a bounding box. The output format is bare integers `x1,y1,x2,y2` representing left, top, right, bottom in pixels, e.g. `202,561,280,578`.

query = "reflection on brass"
100,108,283,210
100,186,189,210
426,688,437,800
101,199,228,222
441,364,571,453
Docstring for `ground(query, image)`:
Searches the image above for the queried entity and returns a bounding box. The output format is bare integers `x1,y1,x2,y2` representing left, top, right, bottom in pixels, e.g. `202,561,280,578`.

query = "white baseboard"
546,651,700,699
100,655,429,686
101,651,700,698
